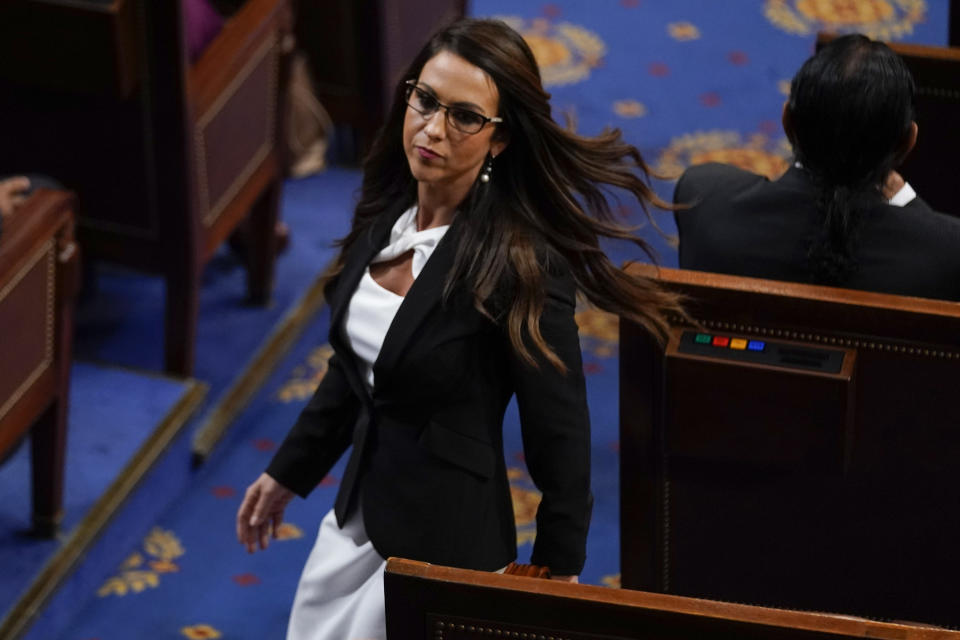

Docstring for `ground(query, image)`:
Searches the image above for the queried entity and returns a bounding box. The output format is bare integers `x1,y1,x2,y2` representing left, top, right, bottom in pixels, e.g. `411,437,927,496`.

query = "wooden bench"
0,189,79,537
620,265,960,627
385,557,960,640
0,0,291,375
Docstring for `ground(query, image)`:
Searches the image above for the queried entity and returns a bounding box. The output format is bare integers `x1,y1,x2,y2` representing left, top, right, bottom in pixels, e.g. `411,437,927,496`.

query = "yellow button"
729,338,747,350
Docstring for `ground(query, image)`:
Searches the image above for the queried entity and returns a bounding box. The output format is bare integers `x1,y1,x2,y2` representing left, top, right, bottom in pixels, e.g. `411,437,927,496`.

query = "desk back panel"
620,266,960,626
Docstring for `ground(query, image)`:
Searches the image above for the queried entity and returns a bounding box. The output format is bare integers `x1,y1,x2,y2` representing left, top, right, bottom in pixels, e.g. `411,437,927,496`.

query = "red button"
712,336,730,347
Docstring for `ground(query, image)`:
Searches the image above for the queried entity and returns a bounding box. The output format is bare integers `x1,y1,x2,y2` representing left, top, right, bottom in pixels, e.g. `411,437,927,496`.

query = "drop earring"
479,154,494,183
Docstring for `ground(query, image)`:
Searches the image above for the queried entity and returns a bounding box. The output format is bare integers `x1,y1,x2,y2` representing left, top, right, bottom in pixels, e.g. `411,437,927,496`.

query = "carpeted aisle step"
0,361,206,638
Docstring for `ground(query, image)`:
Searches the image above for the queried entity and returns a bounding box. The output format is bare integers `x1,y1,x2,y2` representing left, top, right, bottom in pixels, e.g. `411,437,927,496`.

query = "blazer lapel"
327,202,409,396
372,214,462,383
328,205,406,336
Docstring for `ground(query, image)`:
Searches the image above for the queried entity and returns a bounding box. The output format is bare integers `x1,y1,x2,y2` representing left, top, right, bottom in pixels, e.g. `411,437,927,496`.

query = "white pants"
286,506,387,640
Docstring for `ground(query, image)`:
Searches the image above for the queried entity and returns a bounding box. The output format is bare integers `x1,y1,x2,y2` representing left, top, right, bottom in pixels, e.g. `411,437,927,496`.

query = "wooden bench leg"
30,400,67,538
246,180,280,306
165,266,201,377
30,236,79,537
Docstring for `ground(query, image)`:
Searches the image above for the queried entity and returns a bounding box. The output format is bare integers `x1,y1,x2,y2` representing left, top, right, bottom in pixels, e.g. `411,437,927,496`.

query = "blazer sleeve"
509,270,592,576
673,165,700,207
266,352,361,497
673,164,715,266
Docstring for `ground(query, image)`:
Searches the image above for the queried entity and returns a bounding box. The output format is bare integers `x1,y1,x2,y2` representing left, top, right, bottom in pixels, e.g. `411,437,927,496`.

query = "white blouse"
342,206,450,389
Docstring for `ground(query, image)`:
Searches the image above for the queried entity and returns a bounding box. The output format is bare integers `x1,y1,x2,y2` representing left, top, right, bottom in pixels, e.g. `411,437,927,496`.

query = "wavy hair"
331,18,685,371
787,34,915,285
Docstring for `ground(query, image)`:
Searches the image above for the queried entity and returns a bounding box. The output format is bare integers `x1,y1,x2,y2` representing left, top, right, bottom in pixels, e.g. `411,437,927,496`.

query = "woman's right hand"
236,472,295,553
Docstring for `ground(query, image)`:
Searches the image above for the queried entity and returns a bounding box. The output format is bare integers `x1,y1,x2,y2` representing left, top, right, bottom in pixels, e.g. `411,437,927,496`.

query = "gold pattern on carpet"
667,21,701,41
274,522,304,540
97,528,184,597
657,130,792,181
613,99,648,118
181,623,222,638
491,16,605,87
576,309,618,359
601,573,621,588
765,0,926,40
276,344,334,402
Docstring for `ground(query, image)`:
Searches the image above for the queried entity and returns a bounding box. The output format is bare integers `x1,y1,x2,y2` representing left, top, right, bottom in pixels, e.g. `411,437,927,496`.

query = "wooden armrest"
185,0,288,237
189,0,290,110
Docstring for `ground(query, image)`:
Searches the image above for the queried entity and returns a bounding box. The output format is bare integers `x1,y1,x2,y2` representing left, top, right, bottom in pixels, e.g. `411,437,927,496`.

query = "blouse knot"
370,206,449,278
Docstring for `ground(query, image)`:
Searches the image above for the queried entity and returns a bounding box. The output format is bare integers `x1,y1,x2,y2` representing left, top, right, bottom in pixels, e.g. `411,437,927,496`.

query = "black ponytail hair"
786,34,915,285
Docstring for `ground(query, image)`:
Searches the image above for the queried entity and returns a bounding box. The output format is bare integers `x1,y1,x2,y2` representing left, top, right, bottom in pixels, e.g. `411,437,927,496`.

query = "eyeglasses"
404,80,503,134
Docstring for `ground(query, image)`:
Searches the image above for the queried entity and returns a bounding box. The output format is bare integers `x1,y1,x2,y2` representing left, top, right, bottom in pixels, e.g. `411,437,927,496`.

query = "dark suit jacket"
674,163,960,301
266,200,592,575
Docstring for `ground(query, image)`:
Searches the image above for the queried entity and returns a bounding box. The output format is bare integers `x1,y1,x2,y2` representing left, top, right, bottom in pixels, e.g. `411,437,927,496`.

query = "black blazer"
266,200,592,575
674,163,960,301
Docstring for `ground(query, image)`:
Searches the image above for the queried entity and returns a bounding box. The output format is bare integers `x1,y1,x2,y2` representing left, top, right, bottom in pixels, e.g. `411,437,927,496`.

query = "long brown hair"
331,18,684,371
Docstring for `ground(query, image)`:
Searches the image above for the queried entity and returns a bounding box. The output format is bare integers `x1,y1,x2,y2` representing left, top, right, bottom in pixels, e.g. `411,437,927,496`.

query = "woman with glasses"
236,17,682,640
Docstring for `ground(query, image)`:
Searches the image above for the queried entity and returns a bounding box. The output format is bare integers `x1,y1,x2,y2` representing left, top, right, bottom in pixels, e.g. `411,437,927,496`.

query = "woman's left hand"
550,574,579,583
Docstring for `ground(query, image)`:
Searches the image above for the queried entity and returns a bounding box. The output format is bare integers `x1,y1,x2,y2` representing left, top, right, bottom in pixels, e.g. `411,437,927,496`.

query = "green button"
694,333,712,344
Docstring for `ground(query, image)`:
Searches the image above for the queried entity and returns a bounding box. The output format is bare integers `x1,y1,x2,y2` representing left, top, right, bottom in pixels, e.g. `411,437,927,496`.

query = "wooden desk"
0,190,79,537
385,558,960,640
620,265,960,627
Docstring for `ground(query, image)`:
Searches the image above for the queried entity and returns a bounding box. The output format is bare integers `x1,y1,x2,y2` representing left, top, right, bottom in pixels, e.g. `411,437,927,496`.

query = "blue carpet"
0,362,194,621
44,308,340,640
6,0,952,637
4,168,361,639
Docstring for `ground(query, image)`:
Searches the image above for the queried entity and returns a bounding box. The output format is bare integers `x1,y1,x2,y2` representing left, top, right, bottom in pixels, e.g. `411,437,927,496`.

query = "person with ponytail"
674,33,960,300
235,18,684,640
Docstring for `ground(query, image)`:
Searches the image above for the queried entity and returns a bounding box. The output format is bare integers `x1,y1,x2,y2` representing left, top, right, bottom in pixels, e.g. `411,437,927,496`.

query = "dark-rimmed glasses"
404,80,503,134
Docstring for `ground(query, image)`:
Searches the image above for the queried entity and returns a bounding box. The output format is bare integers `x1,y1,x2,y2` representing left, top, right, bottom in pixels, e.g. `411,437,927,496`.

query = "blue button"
747,340,765,351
